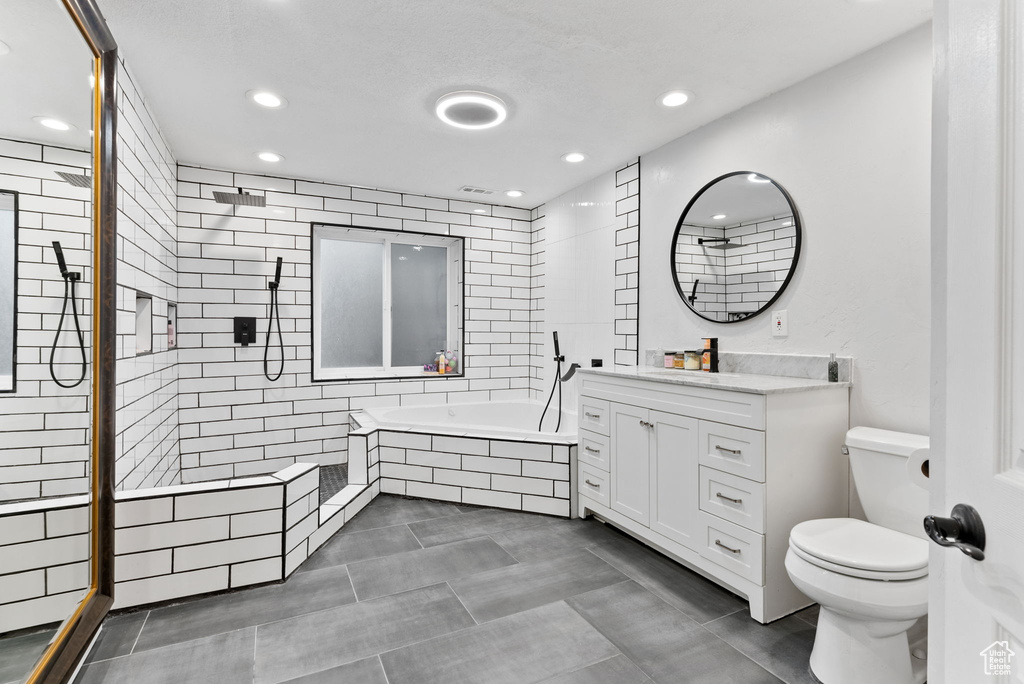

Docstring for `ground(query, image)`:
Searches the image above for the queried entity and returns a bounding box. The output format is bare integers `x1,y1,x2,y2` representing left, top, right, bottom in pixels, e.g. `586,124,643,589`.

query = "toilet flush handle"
924,503,986,561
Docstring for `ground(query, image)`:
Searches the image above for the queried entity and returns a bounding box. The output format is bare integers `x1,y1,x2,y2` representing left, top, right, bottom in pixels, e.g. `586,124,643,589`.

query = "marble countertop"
577,366,852,395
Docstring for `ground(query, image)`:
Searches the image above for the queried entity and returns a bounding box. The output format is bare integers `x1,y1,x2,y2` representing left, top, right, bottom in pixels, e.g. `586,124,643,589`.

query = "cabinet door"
610,403,650,525
650,410,699,548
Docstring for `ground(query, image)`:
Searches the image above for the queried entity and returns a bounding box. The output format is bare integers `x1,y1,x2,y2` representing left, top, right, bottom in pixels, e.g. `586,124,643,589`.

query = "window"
313,224,463,380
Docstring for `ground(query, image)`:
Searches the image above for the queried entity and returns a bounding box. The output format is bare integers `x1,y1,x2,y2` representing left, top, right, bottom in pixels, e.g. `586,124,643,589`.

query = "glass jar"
673,353,686,368
684,350,702,370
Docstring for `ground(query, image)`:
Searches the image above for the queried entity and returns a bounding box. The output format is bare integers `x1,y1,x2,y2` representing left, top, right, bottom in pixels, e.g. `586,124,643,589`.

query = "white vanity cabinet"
575,368,850,623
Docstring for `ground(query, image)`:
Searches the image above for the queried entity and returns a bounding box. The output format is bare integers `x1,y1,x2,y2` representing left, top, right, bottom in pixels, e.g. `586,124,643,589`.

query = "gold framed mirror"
0,1,116,682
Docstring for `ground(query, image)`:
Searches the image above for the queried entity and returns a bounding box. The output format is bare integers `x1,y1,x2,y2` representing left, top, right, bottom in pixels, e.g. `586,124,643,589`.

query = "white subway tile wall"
115,59,181,493
614,160,640,366
0,497,89,632
375,429,572,517
0,135,94,501
175,166,534,483
674,213,795,322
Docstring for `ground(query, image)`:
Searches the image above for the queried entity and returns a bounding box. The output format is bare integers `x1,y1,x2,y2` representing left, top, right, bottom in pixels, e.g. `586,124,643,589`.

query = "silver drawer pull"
716,492,743,505
584,479,601,488
715,539,741,554
639,420,653,428
584,446,600,453
715,444,742,455
585,412,601,419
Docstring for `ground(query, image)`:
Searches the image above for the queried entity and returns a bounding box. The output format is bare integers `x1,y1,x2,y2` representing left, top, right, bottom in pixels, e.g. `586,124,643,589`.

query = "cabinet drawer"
578,464,609,508
699,513,764,585
578,430,610,472
699,466,765,533
698,422,766,482
579,397,610,435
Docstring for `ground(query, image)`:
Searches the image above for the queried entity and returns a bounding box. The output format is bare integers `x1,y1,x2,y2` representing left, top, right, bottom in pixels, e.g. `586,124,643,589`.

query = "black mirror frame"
669,170,802,324
0,189,17,393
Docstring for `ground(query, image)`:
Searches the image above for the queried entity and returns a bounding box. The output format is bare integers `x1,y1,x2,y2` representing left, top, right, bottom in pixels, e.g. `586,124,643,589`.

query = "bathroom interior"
1,1,1021,683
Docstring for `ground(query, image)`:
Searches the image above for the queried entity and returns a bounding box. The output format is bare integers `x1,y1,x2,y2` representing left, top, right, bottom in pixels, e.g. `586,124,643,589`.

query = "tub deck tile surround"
76,495,819,684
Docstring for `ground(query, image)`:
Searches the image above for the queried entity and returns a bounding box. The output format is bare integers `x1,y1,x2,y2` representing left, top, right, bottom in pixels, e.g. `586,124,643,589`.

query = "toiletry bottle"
828,353,839,382
167,318,175,348
438,350,446,375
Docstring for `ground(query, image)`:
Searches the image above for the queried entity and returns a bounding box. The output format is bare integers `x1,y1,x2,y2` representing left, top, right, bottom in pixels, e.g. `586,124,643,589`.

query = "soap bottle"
828,353,839,382
438,350,446,375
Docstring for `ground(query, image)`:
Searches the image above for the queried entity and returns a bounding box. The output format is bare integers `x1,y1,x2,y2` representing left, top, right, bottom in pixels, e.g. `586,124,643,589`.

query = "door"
650,411,699,548
610,403,651,525
931,2,1024,681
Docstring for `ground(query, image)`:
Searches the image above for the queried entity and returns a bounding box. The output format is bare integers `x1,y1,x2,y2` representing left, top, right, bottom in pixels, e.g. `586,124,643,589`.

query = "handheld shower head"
552,330,562,361
270,256,283,289
52,241,69,279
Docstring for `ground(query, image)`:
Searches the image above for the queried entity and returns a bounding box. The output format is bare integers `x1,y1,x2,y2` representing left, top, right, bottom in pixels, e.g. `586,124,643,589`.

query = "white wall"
640,25,932,434
115,58,181,492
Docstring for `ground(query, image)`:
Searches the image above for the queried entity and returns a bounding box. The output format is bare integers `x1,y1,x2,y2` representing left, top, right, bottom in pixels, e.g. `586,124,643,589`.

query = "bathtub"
363,400,577,441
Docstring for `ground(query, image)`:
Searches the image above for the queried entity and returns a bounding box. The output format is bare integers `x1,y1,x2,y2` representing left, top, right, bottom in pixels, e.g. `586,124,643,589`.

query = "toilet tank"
846,427,930,539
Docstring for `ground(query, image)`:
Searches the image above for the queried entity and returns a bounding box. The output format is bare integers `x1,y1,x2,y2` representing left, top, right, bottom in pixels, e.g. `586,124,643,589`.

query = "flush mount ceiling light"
659,90,691,107
247,90,287,109
505,190,524,198
257,151,283,163
747,174,771,183
711,214,727,220
34,117,73,131
435,91,507,130
562,152,586,163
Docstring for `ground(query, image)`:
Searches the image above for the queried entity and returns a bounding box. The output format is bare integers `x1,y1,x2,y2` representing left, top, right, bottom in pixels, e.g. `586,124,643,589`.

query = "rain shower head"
56,171,92,188
213,187,266,207
698,237,741,250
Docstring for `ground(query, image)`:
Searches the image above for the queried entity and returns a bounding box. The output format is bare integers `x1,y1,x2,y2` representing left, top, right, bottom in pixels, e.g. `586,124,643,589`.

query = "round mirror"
670,171,801,323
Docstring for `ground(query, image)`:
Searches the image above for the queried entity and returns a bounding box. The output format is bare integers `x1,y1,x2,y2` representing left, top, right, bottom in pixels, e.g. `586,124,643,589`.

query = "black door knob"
924,503,986,561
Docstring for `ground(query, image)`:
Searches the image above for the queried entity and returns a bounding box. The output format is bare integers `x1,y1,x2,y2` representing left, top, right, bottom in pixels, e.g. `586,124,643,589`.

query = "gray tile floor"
0,627,57,684
77,495,820,684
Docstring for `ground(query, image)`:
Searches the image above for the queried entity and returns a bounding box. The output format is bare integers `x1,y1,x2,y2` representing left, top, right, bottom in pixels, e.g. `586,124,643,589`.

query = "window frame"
311,223,464,382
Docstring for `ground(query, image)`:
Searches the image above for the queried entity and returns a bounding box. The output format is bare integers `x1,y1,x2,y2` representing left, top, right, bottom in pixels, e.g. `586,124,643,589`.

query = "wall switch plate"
772,310,788,337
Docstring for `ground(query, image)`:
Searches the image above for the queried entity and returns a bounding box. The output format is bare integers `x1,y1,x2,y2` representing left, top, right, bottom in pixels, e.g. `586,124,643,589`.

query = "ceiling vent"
459,185,495,196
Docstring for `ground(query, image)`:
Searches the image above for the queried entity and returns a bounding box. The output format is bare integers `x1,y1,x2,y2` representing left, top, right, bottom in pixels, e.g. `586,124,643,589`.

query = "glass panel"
320,237,383,368
0,192,13,389
0,0,96,676
391,243,447,367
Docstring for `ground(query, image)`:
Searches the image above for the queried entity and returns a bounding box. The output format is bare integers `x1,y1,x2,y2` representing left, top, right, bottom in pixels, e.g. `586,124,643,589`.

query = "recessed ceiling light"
747,174,770,183
435,91,507,130
257,152,283,163
712,214,727,220
505,190,524,198
35,117,72,131
0,40,11,56
659,90,691,107
562,152,586,163
247,90,287,109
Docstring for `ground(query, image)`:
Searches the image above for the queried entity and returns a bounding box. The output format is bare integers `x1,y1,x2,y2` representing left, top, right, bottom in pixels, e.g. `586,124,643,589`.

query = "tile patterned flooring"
76,495,820,683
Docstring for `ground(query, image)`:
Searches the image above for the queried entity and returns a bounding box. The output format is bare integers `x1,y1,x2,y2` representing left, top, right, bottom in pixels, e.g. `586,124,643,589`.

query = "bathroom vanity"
575,366,850,623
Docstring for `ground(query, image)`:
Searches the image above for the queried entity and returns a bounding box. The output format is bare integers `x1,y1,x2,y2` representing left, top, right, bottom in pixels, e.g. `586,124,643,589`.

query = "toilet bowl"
786,428,930,684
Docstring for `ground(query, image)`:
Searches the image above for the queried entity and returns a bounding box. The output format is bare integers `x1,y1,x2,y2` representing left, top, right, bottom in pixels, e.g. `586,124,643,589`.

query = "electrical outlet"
772,310,788,337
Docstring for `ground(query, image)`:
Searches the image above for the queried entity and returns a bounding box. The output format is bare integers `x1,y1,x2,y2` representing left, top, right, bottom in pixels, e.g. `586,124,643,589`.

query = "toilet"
785,427,930,684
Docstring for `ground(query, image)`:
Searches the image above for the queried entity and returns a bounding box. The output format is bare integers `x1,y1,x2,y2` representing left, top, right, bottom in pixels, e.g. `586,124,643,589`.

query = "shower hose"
264,258,284,381
49,245,87,389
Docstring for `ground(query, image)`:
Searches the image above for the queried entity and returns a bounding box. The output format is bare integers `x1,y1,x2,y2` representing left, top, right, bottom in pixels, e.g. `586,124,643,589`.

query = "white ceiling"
91,0,932,208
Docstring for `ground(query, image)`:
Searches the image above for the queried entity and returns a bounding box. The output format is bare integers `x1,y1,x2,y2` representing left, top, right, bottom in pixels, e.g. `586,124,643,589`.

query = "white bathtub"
364,400,577,441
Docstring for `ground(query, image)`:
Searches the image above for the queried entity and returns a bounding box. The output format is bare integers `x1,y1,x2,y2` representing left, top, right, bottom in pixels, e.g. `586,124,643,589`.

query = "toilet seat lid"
790,518,929,578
